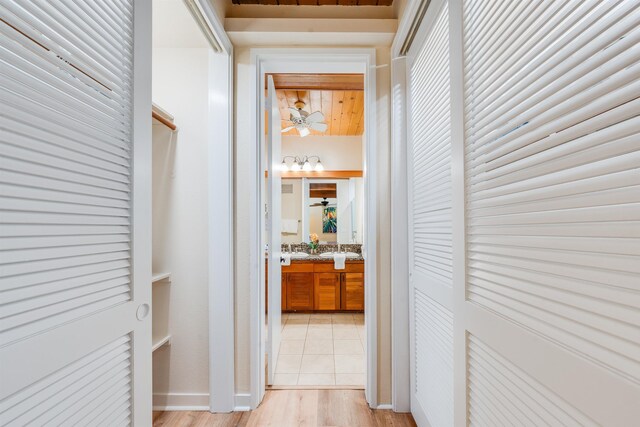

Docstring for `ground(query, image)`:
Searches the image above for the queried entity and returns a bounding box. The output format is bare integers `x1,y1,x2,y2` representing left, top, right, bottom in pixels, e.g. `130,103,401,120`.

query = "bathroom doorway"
250,49,379,408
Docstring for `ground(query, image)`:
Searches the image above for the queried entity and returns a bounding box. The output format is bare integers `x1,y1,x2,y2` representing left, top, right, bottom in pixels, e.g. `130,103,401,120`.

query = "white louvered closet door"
406,1,454,426
461,0,640,425
0,1,152,426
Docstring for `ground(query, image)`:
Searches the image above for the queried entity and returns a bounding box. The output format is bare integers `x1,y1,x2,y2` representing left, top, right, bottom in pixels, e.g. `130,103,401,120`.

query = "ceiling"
272,73,364,137
277,90,364,136
232,0,392,5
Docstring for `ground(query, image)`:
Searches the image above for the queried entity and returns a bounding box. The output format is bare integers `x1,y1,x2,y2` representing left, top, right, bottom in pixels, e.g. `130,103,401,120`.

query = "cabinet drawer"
313,262,364,273
282,262,314,273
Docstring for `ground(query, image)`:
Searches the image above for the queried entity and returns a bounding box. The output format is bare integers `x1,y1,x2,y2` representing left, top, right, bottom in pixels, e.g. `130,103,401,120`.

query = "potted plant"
309,233,319,254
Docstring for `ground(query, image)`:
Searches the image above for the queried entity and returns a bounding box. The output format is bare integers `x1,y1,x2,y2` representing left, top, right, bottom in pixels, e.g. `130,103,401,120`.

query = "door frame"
192,0,237,413
249,48,378,408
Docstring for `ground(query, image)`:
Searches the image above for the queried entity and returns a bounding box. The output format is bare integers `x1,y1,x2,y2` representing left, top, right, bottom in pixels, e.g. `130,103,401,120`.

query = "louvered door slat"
0,0,148,423
463,0,640,423
407,1,454,426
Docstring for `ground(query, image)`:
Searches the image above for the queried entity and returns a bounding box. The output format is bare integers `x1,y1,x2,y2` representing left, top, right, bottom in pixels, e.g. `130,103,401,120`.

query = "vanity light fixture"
281,156,323,172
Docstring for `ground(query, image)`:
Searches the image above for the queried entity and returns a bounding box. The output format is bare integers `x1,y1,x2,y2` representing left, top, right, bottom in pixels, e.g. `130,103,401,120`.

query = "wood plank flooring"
153,390,416,427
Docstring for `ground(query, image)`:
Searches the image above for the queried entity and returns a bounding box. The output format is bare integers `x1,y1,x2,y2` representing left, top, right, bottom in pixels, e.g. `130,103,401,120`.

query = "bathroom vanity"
267,258,364,312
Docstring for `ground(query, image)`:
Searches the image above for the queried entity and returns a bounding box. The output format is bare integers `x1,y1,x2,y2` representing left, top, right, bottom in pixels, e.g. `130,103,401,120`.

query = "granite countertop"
288,254,364,262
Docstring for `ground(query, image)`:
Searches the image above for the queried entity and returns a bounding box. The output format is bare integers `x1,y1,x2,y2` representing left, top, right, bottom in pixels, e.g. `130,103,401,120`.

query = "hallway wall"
234,46,393,405
151,47,213,408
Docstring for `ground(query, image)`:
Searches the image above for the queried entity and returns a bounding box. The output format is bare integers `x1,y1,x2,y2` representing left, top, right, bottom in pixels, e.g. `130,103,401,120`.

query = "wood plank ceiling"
270,74,365,137
233,0,392,5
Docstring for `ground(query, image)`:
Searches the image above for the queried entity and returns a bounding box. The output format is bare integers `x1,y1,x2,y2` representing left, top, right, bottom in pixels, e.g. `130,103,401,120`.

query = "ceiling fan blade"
309,122,328,132
306,111,325,123
281,126,295,132
298,127,310,137
289,107,301,119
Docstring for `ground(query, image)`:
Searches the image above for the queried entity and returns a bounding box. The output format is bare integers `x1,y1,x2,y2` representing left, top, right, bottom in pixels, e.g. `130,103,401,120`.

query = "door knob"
136,303,150,321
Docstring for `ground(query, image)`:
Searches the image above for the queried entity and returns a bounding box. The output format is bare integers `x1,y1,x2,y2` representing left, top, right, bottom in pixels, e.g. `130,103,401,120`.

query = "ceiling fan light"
315,160,324,171
291,162,301,172
302,160,312,171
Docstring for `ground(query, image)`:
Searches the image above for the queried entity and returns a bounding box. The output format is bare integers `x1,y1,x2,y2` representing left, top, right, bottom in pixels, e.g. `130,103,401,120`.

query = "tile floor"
273,313,365,387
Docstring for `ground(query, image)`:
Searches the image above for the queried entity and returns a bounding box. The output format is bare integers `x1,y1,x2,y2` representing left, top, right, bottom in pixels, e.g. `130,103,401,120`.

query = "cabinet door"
342,273,364,311
314,273,341,311
281,275,287,311
286,273,314,311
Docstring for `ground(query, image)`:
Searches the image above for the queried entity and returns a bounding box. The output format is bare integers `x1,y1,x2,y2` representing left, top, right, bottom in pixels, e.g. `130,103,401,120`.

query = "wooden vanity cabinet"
286,272,314,311
314,273,341,311
279,261,364,312
341,273,364,311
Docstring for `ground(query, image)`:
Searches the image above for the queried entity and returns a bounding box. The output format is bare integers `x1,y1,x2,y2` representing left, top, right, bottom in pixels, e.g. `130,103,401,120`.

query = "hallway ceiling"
232,0,392,5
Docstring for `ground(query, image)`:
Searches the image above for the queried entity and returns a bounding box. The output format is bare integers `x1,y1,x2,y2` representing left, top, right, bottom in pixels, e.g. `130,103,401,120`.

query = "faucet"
337,243,341,253
288,243,292,253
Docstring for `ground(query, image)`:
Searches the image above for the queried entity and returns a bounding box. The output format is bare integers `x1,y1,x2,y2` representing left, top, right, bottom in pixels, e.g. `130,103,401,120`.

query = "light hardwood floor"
153,390,416,427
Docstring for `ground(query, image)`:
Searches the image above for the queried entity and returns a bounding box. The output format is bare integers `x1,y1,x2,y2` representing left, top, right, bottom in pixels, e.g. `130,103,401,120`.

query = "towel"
281,219,298,234
281,253,291,266
333,253,346,270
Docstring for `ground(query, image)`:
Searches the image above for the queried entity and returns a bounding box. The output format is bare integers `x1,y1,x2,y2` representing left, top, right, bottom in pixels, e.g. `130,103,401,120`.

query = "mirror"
281,177,363,244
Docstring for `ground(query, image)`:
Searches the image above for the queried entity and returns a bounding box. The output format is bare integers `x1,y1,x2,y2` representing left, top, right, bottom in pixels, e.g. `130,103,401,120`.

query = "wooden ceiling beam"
268,73,364,91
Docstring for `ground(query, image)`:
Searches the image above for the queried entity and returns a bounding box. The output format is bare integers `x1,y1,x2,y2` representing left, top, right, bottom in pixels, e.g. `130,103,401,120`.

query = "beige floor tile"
275,354,302,374
333,339,364,355
307,326,332,339
287,313,310,322
334,354,365,374
273,373,298,386
331,313,355,324
335,373,365,386
297,373,335,386
333,325,359,339
309,313,332,320
309,316,332,324
279,340,304,355
300,354,335,374
303,339,334,355
281,324,308,340
286,317,309,325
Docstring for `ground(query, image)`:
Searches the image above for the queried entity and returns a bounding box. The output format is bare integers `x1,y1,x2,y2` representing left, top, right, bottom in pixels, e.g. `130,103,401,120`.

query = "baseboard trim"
376,404,393,410
234,393,252,411
153,393,210,411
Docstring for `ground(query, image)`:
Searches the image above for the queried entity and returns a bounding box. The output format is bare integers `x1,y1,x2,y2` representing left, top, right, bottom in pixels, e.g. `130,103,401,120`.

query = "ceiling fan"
309,198,336,208
282,100,328,137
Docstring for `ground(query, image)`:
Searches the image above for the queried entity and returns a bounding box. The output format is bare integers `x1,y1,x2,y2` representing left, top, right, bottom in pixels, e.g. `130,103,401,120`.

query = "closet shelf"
152,335,171,352
152,272,171,283
152,102,177,131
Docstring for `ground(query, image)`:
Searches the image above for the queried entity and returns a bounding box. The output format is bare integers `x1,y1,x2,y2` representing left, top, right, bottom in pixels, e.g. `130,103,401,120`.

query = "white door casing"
266,75,282,386
0,0,152,425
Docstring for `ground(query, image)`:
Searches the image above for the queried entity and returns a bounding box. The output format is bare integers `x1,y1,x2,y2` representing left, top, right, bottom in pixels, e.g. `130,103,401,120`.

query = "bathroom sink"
289,252,309,259
319,252,360,258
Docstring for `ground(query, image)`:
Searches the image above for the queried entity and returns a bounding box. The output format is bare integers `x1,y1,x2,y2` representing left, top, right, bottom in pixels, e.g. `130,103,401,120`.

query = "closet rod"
152,110,177,131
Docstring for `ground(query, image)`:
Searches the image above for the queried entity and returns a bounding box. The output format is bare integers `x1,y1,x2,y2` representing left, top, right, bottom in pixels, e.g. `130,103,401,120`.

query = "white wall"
234,46,393,404
281,135,363,170
151,47,212,408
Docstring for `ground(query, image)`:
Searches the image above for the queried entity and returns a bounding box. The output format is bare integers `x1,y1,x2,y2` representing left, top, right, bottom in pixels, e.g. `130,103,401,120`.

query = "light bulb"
314,160,324,171
280,161,289,172
302,161,312,171
291,162,301,172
